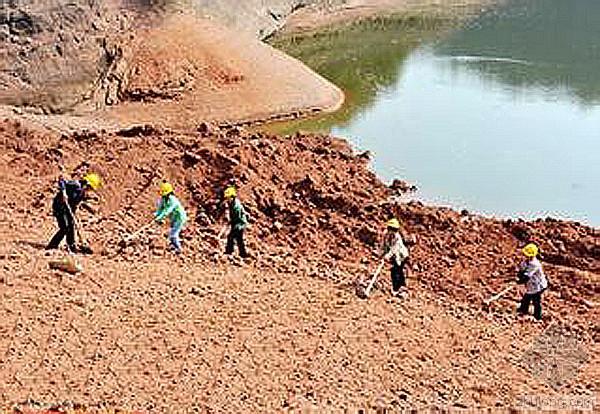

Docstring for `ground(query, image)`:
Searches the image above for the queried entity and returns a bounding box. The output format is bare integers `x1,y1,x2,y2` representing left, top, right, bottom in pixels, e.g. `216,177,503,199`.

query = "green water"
269,0,600,226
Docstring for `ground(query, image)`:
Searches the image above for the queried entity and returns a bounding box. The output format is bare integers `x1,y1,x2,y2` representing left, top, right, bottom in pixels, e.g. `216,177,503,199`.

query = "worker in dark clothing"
223,186,249,258
46,173,101,252
381,218,410,297
215,178,237,221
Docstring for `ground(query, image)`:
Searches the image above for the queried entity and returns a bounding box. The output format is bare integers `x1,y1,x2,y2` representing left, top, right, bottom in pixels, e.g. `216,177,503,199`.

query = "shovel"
74,220,93,254
63,202,93,254
48,232,83,274
483,283,516,306
216,224,228,240
49,255,83,274
357,259,385,299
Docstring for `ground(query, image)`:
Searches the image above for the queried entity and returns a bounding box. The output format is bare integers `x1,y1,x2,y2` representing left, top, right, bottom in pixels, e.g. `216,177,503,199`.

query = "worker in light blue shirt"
155,181,187,254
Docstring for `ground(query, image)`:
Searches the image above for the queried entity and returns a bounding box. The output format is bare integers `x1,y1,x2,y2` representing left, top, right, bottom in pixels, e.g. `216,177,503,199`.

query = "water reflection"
436,0,600,105
268,3,600,225
270,18,439,132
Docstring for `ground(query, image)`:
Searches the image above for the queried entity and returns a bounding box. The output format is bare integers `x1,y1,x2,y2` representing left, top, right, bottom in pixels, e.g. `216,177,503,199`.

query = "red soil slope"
96,14,343,128
0,118,597,411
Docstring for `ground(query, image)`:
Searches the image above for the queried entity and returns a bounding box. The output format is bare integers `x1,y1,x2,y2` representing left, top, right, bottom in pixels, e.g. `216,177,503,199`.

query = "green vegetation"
268,14,449,134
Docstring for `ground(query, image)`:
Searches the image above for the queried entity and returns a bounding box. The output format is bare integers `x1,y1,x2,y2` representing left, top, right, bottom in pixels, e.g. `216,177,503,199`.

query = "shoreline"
0,0,500,132
281,0,500,37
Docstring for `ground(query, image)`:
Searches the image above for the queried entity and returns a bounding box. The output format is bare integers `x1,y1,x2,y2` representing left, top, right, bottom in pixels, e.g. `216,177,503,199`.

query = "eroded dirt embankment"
0,0,496,130
0,1,343,126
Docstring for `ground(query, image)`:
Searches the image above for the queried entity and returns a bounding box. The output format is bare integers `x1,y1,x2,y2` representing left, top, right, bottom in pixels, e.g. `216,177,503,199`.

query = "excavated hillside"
0,0,495,128
0,1,343,126
0,0,135,112
0,118,598,411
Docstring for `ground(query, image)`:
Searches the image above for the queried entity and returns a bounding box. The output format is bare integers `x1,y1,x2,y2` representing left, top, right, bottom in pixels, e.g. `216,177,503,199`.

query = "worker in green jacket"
155,181,187,254
223,186,249,258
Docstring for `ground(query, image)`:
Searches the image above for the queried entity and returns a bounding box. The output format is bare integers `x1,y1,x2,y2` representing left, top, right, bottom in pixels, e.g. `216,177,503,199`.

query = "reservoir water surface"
271,0,600,226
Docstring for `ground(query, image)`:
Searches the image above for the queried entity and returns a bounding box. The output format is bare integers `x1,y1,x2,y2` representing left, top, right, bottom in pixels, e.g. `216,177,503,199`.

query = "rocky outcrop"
0,0,136,112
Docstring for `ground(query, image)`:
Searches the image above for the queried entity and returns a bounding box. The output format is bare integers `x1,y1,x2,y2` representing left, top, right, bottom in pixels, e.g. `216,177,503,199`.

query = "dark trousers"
391,260,407,291
518,289,545,320
225,228,247,257
47,211,76,251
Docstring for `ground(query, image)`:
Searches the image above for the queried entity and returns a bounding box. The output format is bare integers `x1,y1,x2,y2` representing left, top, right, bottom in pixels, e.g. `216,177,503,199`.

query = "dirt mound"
0,118,598,410
0,2,343,128
96,14,343,128
0,117,597,322
0,115,597,319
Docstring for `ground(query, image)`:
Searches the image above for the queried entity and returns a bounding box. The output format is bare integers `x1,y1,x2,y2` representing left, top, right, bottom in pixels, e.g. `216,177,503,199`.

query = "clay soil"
1,0,598,412
0,118,598,412
94,14,343,129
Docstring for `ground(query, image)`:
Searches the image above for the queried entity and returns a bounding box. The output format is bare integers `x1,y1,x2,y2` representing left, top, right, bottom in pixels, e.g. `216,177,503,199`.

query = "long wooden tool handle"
127,222,155,239
365,259,386,296
72,216,87,244
217,224,228,239
484,283,516,304
62,201,87,245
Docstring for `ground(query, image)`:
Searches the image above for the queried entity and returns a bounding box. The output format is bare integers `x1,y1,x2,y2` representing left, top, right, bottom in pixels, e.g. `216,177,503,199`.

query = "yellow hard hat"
522,243,539,258
160,182,174,196
224,186,237,199
83,173,102,190
387,218,401,229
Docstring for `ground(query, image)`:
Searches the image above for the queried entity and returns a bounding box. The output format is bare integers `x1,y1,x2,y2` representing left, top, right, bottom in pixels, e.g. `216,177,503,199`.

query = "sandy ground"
3,257,597,412
283,0,499,35
93,14,344,129
0,119,597,412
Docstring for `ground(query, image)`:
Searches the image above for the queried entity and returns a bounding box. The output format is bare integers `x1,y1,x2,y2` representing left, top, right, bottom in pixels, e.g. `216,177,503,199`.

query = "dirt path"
3,253,597,412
